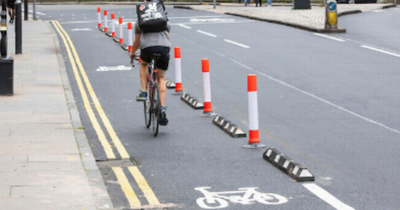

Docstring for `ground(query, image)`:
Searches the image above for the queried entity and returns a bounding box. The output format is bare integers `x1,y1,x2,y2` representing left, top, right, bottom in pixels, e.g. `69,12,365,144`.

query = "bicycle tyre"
144,99,151,128
151,82,160,136
144,81,151,128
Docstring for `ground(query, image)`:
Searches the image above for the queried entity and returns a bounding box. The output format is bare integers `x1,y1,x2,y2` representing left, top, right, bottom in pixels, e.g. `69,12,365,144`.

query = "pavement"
0,2,397,209
0,21,113,209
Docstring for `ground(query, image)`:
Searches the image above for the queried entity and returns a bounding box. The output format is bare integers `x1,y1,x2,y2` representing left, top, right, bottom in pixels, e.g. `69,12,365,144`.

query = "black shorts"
7,0,15,8
140,46,170,71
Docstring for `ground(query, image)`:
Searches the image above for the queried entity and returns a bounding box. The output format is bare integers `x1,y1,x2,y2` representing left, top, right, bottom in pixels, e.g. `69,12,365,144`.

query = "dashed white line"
178,24,191,29
314,33,345,42
177,33,400,135
224,39,249,48
303,183,355,210
361,45,400,58
196,30,217,37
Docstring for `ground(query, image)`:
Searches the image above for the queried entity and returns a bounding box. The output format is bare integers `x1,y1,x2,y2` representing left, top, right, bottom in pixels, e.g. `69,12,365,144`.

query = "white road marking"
303,183,355,210
224,39,249,48
197,30,217,37
22,9,46,15
169,15,226,19
174,33,400,135
96,65,132,71
314,33,345,42
178,24,191,29
361,45,400,58
71,28,92,31
190,18,235,22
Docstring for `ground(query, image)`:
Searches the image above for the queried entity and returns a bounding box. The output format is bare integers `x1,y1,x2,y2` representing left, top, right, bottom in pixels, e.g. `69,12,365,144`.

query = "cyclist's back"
130,0,171,126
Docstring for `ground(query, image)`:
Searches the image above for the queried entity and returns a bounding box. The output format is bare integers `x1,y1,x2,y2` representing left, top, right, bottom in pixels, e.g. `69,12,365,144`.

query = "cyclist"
7,0,16,24
129,7,171,126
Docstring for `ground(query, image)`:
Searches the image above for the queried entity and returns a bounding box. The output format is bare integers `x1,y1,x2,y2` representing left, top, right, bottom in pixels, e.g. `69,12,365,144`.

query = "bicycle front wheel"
151,82,160,136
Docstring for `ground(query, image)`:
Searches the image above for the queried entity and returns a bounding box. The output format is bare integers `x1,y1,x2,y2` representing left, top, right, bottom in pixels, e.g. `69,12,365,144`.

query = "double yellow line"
51,20,160,208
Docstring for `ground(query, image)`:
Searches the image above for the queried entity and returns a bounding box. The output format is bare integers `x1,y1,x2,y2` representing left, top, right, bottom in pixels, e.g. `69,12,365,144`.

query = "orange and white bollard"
97,8,101,28
103,10,108,32
174,47,183,93
128,23,133,52
118,17,123,44
202,59,213,113
243,74,266,149
111,13,115,37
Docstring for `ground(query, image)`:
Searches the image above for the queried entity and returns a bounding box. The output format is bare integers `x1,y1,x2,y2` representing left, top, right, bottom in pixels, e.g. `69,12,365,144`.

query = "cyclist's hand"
130,53,139,67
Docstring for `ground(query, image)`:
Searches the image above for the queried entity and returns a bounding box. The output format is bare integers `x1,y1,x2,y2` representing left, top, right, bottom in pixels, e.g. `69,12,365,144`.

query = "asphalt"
0,2,397,209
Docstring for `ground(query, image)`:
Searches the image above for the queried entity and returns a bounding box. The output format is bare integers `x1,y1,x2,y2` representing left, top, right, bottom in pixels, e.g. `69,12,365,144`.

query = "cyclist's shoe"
159,106,168,126
136,91,147,102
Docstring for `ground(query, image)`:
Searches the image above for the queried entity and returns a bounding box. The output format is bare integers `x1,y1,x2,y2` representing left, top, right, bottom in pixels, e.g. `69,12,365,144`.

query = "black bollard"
0,57,14,95
24,0,27,20
0,0,14,96
15,0,21,54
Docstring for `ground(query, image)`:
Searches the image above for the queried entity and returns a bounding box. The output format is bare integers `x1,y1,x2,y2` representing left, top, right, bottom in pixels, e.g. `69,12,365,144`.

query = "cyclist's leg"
140,61,149,92
137,48,152,101
155,69,166,106
153,46,170,107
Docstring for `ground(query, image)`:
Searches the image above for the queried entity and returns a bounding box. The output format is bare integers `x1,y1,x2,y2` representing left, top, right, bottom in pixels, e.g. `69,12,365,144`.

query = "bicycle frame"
147,57,159,106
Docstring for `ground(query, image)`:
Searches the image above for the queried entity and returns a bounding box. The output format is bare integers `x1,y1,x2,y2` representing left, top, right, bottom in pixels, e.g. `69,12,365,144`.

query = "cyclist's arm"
130,33,141,59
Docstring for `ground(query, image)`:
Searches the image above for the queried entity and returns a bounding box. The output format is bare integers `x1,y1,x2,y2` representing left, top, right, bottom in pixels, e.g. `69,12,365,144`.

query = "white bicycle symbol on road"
195,187,288,209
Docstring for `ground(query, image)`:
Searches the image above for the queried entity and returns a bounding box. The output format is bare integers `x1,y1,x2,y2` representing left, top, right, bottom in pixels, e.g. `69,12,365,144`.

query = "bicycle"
131,53,162,136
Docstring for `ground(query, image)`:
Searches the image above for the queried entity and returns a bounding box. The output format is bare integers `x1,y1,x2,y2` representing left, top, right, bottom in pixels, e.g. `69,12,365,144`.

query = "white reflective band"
174,58,181,83
98,13,101,24
105,16,108,28
119,24,123,38
128,28,132,43
112,20,115,32
266,149,272,157
274,155,280,163
203,72,211,102
248,91,258,130
283,160,289,168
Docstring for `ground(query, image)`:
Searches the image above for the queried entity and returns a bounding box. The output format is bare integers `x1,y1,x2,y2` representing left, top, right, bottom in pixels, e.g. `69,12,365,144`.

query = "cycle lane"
46,6,363,210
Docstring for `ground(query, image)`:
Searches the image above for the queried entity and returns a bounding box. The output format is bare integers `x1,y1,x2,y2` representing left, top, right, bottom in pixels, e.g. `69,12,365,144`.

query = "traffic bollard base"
200,112,217,117
106,32,112,37
172,91,183,96
243,143,266,149
112,37,119,43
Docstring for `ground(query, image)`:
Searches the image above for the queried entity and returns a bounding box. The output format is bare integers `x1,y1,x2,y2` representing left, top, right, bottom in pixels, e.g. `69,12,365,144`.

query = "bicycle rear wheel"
144,99,151,128
151,82,160,136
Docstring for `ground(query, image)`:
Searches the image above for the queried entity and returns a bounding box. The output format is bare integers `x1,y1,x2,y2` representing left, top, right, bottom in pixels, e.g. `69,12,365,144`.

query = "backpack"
136,0,168,33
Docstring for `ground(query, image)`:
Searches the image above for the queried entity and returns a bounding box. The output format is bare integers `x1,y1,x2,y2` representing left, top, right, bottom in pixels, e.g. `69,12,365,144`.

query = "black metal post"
15,0,21,54
33,0,36,20
24,0,27,20
0,0,14,96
